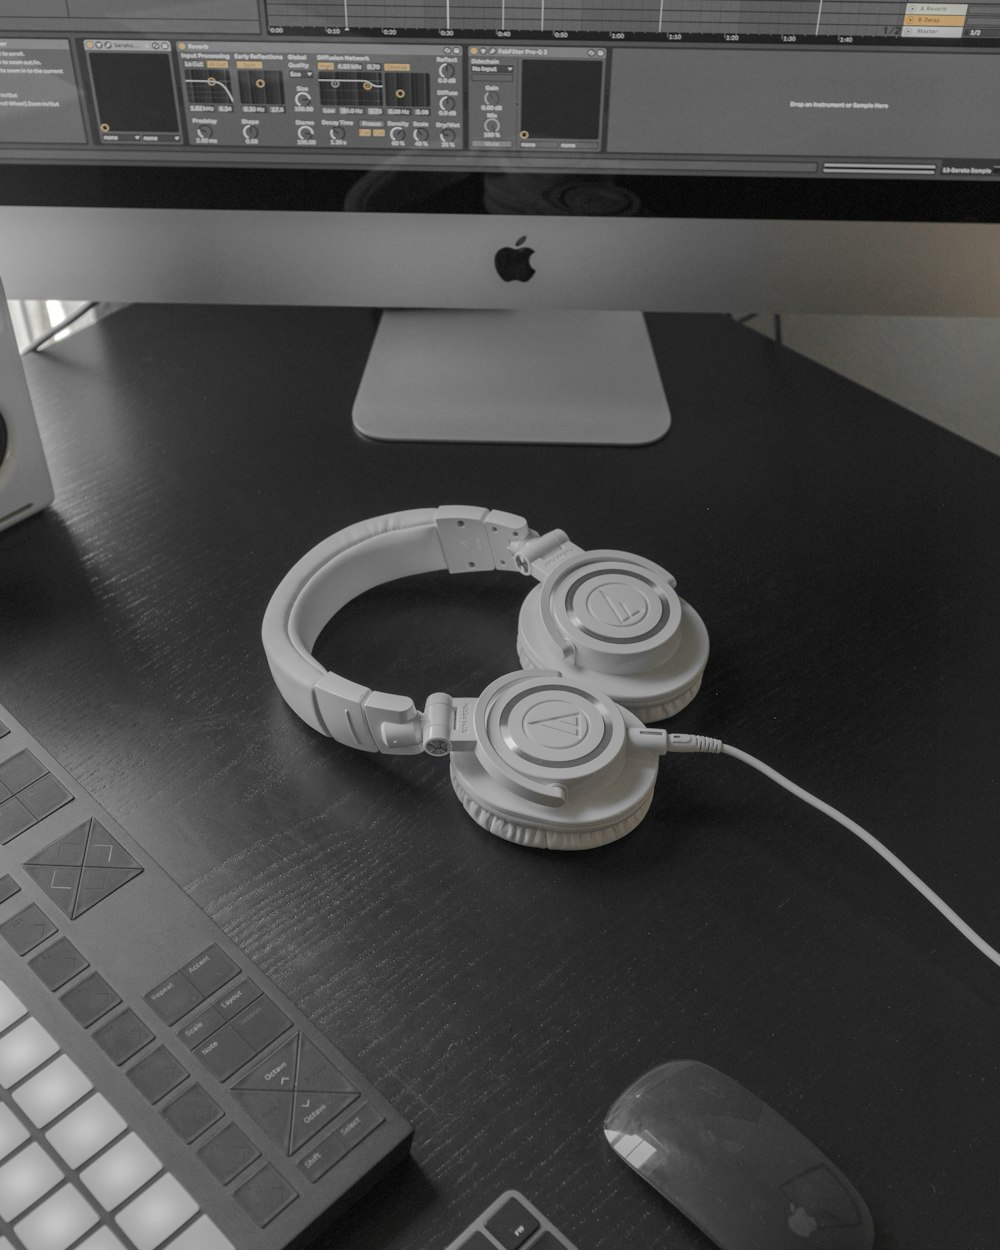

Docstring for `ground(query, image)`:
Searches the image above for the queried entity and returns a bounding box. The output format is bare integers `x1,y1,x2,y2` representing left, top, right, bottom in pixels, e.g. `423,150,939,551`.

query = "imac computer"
1,1,999,443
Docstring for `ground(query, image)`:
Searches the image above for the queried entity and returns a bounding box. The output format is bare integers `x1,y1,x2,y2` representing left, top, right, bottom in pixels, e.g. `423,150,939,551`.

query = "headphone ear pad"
450,763,654,851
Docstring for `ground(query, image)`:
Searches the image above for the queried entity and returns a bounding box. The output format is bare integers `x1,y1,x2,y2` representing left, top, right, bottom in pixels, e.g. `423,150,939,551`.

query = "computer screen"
1,1,999,441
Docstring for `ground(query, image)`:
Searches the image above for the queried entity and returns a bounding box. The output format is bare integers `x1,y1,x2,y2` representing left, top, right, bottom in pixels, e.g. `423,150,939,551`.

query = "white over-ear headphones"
262,507,710,850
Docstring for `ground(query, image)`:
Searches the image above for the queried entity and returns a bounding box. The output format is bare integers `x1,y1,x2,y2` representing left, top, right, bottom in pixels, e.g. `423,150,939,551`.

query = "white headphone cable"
664,733,1000,972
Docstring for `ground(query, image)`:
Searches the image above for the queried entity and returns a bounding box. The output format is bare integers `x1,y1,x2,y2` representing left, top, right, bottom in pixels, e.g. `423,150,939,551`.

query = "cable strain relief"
666,733,724,755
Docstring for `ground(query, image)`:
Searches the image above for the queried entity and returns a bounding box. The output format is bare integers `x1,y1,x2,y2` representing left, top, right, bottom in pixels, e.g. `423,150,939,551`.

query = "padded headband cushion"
261,508,446,733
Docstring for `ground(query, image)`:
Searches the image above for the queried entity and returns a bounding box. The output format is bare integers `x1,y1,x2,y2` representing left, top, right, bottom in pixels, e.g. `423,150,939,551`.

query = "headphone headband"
262,506,543,751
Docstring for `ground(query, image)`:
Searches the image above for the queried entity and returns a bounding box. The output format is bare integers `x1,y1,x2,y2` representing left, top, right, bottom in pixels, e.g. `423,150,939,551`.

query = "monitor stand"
352,309,671,444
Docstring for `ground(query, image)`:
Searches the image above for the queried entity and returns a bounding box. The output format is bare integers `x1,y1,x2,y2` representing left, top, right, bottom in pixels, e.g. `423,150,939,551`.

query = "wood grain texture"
2,305,999,1249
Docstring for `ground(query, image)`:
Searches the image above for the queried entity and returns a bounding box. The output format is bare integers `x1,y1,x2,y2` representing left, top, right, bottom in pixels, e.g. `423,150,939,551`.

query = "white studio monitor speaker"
0,278,54,533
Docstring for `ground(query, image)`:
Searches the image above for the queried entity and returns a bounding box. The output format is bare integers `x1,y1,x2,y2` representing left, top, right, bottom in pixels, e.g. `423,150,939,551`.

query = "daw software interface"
0,2,999,181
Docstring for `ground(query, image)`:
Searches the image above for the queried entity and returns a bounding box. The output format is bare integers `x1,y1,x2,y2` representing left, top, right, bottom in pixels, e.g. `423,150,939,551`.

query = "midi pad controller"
177,41,463,152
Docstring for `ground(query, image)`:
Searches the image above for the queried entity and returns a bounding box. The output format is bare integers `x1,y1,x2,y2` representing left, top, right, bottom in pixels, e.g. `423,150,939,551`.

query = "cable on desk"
664,733,1000,972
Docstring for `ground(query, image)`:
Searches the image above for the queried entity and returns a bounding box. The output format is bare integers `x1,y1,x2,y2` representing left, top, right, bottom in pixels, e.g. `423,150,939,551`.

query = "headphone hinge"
421,693,477,756
436,506,535,574
513,529,584,581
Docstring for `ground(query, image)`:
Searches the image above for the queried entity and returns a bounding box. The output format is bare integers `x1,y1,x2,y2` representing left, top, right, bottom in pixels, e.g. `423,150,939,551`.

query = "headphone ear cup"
516,632,705,722
449,670,663,851
517,549,709,723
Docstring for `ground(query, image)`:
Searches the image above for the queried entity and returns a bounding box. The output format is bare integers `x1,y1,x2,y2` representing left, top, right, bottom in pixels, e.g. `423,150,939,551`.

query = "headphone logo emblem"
588,584,648,629
525,706,587,748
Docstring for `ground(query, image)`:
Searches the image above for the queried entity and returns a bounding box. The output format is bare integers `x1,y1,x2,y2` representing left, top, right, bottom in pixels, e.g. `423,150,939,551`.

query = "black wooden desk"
2,305,999,1250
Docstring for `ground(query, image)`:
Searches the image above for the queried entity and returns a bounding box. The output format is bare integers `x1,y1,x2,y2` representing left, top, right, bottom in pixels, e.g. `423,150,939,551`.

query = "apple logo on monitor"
494,236,535,282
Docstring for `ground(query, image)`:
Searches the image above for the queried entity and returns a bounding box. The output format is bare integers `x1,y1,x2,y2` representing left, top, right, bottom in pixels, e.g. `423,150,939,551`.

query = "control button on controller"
1,903,57,955
127,1046,188,1104
162,1083,224,1143
61,974,121,1028
197,1122,261,1183
183,945,239,999
234,1163,297,1227
94,1008,155,1065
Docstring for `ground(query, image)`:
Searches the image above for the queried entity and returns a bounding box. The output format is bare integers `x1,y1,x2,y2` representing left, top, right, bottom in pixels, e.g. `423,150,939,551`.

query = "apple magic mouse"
604,1060,874,1250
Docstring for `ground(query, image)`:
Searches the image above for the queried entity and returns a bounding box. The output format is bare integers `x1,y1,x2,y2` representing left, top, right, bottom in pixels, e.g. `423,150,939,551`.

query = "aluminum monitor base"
352,309,671,444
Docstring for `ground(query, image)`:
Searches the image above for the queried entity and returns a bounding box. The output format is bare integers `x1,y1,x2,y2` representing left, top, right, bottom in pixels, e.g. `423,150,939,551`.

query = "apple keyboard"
0,700,412,1250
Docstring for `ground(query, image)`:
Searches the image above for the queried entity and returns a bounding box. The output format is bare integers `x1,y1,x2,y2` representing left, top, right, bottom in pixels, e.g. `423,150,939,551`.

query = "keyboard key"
115,1173,199,1250
22,865,80,919
0,1018,60,1087
0,1141,63,1220
183,945,239,999
0,750,46,794
290,1087,358,1154
178,1004,224,1050
13,1053,92,1126
61,973,122,1028
485,1196,541,1249
165,1215,235,1249
29,822,90,867
13,1182,99,1250
94,1009,154,1065
234,1163,297,1227
443,1194,580,1250
296,1035,358,1095
74,865,143,918
81,824,141,871
231,996,292,1056
19,774,71,821
127,1046,187,1104
46,1094,127,1168
145,972,203,1025
235,1035,297,1093
297,1130,348,1184
231,1088,293,1150
0,903,57,955
215,978,261,1022
0,980,26,1031
80,1132,162,1210
0,796,34,843
0,873,20,904
161,1083,223,1143
28,936,90,991
0,1103,30,1160
196,1122,260,1184
194,1020,256,1081
331,1100,384,1155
